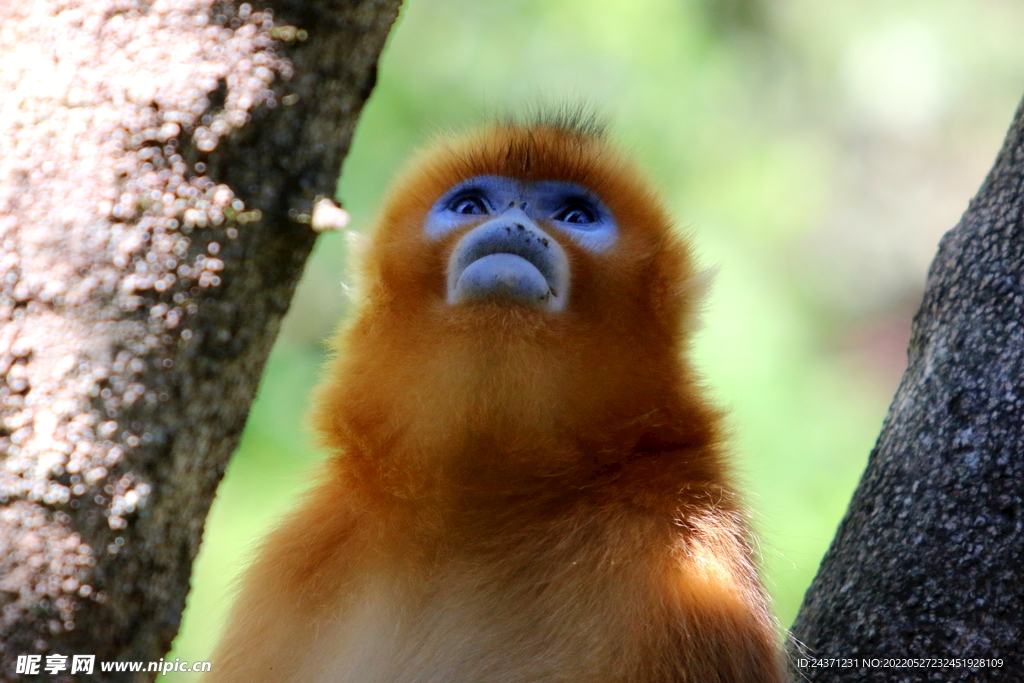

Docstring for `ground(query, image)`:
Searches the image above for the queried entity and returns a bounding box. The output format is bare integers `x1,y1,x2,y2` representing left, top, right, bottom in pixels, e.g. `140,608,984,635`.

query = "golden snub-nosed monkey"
207,114,784,683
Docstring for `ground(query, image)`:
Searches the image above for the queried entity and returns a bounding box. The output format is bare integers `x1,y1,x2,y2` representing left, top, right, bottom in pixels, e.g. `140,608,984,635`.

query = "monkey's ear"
338,228,371,310
679,266,717,335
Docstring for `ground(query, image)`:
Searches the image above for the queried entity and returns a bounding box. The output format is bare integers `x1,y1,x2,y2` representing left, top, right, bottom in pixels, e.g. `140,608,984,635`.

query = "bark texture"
0,0,400,679
789,97,1024,680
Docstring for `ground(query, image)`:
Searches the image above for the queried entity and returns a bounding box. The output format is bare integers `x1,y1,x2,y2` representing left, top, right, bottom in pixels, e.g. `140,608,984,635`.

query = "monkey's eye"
447,194,490,216
553,203,597,225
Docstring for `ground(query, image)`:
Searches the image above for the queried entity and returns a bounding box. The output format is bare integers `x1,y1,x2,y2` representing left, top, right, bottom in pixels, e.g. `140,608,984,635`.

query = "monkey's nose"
446,208,569,311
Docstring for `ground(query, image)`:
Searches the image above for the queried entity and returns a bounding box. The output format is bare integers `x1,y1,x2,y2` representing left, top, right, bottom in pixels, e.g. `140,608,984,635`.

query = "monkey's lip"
454,253,554,306
447,217,569,311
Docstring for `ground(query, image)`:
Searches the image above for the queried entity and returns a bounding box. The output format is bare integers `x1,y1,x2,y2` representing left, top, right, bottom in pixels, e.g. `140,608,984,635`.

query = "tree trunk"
789,95,1024,681
0,0,400,680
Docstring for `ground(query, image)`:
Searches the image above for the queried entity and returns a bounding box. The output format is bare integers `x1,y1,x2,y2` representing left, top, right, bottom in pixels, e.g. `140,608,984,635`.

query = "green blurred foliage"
166,0,1024,676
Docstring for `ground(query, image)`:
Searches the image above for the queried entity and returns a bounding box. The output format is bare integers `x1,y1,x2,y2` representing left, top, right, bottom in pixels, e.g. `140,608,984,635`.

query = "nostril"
515,224,525,231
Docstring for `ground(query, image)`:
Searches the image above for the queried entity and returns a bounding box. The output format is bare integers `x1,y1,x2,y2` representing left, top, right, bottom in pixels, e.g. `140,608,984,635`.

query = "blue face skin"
425,176,617,311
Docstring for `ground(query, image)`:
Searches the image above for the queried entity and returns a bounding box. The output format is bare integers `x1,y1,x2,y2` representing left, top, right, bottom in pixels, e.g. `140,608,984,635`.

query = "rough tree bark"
0,0,400,679
789,97,1024,680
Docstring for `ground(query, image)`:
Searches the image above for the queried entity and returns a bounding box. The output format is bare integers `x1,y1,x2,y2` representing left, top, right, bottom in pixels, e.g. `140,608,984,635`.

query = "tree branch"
0,1,400,678
789,94,1024,682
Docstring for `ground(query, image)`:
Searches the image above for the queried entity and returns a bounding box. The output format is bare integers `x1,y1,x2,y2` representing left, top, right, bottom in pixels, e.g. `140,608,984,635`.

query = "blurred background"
168,0,1024,675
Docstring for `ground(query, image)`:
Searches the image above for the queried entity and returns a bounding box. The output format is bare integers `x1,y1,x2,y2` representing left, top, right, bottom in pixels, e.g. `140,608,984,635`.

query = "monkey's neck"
334,385,723,521
317,313,725,512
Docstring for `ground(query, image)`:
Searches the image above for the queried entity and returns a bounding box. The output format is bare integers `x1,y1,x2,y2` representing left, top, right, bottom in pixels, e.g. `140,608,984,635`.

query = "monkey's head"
362,119,699,340
318,118,714,492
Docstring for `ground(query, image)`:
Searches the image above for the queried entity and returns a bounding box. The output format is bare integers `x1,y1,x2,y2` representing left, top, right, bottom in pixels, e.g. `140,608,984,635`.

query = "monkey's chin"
449,253,560,310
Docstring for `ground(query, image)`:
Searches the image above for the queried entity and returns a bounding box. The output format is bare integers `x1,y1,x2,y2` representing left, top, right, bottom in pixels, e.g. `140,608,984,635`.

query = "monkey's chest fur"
295,515,676,683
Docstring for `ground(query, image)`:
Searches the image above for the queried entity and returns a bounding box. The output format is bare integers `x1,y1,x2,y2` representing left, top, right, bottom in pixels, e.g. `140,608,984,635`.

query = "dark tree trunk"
0,1,400,680
789,95,1024,681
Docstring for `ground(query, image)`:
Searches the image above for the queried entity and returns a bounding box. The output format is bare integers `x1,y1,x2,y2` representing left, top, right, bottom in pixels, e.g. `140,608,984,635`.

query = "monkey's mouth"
447,210,569,312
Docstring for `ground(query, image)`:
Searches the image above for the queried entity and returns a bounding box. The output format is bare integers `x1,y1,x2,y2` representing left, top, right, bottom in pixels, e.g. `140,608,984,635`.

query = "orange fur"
207,121,784,682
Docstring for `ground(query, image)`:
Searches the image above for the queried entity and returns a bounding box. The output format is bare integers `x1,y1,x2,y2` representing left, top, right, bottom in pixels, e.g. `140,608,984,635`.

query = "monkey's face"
364,125,693,345
427,176,616,313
